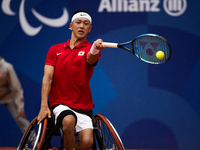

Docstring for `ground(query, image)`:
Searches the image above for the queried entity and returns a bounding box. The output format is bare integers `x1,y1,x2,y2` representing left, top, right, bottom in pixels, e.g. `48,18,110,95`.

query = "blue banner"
0,0,199,149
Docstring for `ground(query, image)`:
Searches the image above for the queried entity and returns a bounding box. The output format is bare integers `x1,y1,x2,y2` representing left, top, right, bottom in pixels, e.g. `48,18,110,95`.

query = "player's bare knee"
62,115,76,132
82,136,93,149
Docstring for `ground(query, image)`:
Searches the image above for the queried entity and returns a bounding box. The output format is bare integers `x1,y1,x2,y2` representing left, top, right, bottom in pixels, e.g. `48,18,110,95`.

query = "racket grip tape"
102,42,118,48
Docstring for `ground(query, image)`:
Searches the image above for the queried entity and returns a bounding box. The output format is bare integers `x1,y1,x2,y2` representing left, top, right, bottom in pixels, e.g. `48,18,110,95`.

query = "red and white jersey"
45,40,101,110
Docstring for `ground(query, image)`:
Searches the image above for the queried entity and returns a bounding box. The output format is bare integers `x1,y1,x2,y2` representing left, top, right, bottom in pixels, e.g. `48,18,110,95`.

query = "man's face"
70,18,92,39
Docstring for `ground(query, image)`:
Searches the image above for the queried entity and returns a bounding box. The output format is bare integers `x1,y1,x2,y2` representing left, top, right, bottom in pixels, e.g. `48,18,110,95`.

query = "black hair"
71,10,92,20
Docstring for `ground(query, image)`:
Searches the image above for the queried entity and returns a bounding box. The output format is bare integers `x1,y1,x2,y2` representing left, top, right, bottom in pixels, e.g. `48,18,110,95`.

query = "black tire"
17,117,47,150
94,114,125,150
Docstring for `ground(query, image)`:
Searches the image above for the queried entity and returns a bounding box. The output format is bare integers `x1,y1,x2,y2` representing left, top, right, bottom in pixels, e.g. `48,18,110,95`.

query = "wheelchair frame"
17,114,125,150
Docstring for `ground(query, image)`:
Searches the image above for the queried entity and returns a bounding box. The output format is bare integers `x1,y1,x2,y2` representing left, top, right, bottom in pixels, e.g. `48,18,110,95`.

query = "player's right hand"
93,39,107,50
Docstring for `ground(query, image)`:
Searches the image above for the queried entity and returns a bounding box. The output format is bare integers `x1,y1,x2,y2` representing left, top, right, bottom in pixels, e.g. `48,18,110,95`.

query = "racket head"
132,34,171,64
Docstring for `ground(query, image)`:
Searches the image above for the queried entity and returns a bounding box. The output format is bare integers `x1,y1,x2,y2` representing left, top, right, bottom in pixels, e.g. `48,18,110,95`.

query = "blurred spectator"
0,56,30,134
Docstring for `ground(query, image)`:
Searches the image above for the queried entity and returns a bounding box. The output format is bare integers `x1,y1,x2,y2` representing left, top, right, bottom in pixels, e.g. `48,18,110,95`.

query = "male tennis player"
37,10,106,150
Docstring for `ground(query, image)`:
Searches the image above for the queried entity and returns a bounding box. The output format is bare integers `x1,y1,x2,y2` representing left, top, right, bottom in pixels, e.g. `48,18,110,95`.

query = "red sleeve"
45,45,57,67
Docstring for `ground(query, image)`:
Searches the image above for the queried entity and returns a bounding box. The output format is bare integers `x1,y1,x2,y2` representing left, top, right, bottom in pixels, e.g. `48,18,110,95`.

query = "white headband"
71,12,92,23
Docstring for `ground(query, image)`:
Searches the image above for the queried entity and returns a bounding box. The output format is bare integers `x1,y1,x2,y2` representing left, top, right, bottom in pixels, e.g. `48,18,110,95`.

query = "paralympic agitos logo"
98,0,187,17
1,0,69,36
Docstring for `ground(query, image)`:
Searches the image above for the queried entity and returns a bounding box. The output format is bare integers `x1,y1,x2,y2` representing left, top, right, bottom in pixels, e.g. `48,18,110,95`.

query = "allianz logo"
98,0,187,17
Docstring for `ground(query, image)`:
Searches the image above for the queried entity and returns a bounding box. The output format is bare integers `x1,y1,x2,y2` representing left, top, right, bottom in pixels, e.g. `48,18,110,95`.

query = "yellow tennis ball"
156,51,165,60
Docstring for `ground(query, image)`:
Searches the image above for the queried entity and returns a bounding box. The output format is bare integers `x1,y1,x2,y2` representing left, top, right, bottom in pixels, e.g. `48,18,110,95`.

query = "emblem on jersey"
56,52,64,56
78,51,85,56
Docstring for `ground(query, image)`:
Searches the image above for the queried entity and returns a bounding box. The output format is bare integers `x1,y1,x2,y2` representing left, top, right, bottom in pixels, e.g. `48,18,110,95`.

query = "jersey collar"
64,39,90,48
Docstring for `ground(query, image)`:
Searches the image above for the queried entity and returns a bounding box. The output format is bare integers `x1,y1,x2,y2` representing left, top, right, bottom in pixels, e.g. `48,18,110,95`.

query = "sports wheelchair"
17,108,125,150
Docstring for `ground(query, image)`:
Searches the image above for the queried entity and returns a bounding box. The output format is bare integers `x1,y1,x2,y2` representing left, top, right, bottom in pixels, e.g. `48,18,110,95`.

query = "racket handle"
102,42,118,48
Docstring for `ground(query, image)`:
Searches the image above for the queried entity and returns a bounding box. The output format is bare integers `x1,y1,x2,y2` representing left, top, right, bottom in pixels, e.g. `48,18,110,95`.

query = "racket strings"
133,36,170,64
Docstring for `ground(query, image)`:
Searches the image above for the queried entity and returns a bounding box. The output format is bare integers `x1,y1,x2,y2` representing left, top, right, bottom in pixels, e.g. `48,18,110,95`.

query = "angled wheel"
17,117,47,150
94,114,125,150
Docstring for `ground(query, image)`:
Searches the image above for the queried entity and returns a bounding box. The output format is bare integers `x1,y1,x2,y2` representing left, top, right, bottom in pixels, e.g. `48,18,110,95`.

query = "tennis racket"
102,34,171,64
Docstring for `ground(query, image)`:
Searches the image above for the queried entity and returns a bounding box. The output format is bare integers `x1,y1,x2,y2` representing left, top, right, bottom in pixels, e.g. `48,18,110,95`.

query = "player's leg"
62,115,76,150
53,105,94,150
53,105,78,150
73,109,94,150
75,128,93,150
